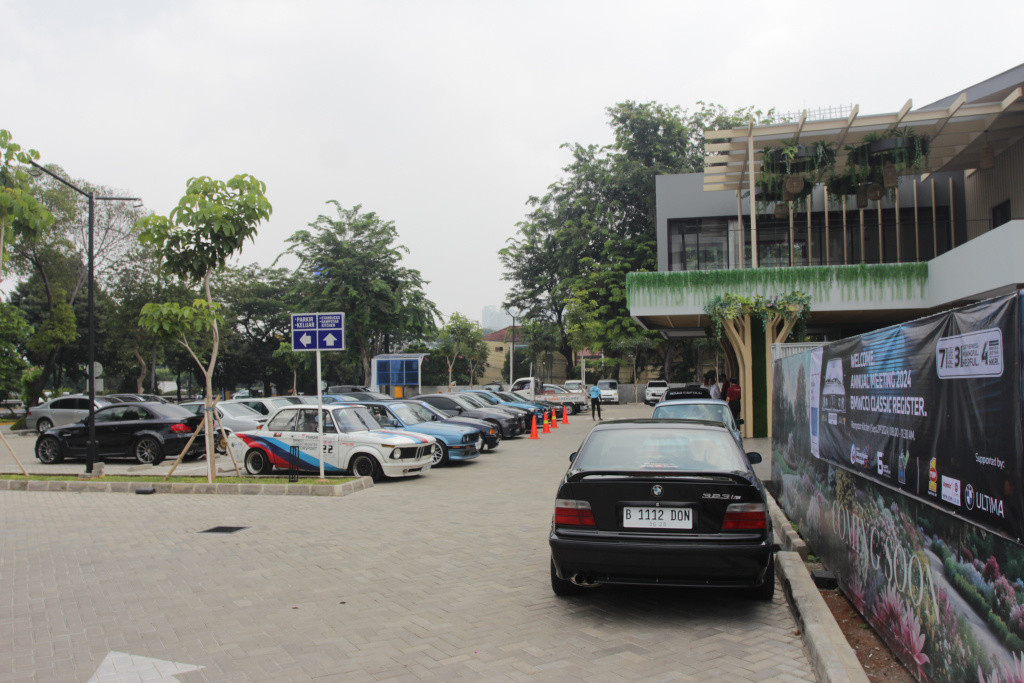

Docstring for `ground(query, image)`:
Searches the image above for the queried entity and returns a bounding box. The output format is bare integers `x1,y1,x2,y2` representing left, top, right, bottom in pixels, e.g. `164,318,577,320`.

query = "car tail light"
722,503,767,531
170,423,192,433
554,499,596,527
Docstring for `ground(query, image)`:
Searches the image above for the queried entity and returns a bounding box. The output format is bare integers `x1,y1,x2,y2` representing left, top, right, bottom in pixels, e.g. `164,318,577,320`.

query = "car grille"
398,445,428,459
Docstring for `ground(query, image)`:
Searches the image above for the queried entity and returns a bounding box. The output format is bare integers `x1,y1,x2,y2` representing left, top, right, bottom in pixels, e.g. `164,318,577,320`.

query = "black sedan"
549,419,774,600
411,400,502,451
34,402,204,465
417,393,522,439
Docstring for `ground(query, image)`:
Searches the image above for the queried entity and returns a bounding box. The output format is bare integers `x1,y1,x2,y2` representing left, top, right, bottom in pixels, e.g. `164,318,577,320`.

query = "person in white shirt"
709,377,721,401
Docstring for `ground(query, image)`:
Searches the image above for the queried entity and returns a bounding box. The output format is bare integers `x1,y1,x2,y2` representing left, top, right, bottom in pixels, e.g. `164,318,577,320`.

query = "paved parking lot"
0,404,814,681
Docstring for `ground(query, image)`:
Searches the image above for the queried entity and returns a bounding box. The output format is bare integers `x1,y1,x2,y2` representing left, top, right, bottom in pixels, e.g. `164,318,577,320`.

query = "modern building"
628,64,1024,437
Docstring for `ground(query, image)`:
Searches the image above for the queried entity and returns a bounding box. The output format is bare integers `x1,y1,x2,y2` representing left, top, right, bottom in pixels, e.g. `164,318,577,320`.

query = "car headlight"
391,448,401,460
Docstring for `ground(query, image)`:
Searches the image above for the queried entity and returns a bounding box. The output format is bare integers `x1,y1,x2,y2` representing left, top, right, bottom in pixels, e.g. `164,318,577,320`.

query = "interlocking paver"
1,404,814,681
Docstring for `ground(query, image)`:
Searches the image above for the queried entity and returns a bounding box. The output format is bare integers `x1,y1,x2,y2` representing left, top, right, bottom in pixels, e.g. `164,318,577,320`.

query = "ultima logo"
965,484,1005,517
928,457,937,496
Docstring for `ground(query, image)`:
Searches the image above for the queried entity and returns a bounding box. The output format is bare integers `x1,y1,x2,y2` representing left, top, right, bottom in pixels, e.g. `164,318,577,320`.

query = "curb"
769,493,869,683
0,476,374,497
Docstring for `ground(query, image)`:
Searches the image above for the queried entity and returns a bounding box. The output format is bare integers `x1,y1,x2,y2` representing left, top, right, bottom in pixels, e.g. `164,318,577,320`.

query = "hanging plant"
757,139,836,215
844,127,930,187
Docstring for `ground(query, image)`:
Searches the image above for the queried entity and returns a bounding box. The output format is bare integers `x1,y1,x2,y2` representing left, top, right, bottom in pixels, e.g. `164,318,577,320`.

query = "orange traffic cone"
562,407,569,425
542,411,551,434
550,409,559,429
529,414,539,439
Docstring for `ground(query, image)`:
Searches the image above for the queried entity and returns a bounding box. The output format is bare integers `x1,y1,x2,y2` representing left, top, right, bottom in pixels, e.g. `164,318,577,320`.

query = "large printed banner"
772,293,1024,682
811,294,1024,540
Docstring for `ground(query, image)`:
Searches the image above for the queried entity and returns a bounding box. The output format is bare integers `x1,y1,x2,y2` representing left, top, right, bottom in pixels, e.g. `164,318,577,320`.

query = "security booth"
371,353,428,398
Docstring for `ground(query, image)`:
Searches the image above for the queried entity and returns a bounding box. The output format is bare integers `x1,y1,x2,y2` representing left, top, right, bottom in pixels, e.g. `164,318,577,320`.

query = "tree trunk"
203,272,219,482
133,346,147,394
661,338,676,380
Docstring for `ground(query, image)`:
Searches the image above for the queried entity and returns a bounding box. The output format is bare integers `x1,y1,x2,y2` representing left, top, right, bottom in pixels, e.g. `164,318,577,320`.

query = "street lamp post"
28,160,139,473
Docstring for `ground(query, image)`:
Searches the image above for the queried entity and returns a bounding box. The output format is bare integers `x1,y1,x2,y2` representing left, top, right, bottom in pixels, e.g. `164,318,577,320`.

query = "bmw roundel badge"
651,485,663,497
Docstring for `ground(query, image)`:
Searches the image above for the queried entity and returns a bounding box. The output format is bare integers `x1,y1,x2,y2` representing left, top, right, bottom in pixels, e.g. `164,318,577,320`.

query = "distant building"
482,305,512,331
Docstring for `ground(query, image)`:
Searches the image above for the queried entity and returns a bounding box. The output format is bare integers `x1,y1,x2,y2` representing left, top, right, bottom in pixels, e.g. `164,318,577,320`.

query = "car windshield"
544,385,568,393
330,407,381,431
415,402,448,420
575,427,743,472
219,403,262,419
268,398,296,410
652,403,733,427
494,392,520,402
448,395,477,409
469,392,499,405
390,402,435,424
459,394,489,408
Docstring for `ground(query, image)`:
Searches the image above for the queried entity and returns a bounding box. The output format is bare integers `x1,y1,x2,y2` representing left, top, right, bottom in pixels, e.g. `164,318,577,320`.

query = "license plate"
622,506,693,529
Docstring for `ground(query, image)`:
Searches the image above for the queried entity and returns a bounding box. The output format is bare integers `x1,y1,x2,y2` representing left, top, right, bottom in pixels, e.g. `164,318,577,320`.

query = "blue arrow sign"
292,312,346,351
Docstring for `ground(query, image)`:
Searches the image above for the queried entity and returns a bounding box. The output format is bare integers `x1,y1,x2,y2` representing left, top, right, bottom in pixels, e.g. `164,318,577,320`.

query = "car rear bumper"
550,531,772,587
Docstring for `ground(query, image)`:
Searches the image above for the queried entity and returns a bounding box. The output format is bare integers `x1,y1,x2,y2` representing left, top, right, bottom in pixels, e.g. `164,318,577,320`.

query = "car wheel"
133,436,164,465
752,556,776,602
35,435,64,464
349,453,380,481
570,404,579,415
245,448,273,475
36,418,53,433
550,559,584,597
431,442,449,467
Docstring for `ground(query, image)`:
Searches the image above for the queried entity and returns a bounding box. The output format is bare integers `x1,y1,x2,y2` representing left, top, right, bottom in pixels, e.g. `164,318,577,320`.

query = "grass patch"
0,474,354,485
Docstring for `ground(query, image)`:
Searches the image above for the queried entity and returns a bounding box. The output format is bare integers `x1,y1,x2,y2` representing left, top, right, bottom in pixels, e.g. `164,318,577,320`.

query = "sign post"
291,312,346,480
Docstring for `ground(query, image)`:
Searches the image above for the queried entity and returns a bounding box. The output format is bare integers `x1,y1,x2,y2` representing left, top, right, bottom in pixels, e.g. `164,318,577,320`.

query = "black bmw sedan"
34,402,204,465
417,393,521,439
549,419,775,600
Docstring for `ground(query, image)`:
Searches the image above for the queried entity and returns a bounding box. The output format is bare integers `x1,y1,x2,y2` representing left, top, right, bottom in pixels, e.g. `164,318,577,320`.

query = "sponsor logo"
964,483,1005,517
928,457,937,496
975,453,1006,470
898,450,910,485
876,452,891,478
941,476,961,506
828,412,838,425
850,444,869,468
823,359,846,397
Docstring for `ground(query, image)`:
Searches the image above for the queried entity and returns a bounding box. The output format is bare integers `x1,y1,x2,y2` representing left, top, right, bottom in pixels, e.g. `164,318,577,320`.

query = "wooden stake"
164,421,205,480
0,428,27,476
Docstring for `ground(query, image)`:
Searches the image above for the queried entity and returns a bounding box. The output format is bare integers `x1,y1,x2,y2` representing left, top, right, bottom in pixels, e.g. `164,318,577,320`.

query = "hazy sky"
3,0,1021,324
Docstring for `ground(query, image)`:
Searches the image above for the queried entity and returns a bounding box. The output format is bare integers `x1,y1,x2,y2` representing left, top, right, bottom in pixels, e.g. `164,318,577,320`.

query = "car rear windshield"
647,381,668,388
575,428,743,472
597,380,617,389
652,403,732,426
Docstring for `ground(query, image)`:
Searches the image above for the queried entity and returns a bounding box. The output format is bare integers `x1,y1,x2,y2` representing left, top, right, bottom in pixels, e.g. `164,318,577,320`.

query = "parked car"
463,390,548,423
34,402,204,465
179,400,267,436
223,396,303,417
596,379,620,404
548,419,773,599
106,393,172,404
25,395,124,433
230,404,436,481
455,392,530,432
659,384,711,402
563,380,584,393
337,391,392,401
481,382,505,391
355,400,483,467
417,393,522,439
411,400,501,451
327,385,370,394
651,398,744,449
644,380,669,406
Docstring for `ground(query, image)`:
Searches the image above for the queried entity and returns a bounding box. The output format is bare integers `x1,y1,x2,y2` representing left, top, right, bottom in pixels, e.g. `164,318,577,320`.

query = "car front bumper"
550,530,772,587
380,459,433,478
448,440,482,461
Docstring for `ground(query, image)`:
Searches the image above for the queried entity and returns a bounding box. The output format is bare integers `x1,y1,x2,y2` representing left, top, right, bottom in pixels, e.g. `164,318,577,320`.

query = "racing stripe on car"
373,430,431,444
235,434,345,473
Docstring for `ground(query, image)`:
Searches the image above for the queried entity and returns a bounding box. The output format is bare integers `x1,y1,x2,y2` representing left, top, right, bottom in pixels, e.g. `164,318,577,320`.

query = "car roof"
656,398,729,406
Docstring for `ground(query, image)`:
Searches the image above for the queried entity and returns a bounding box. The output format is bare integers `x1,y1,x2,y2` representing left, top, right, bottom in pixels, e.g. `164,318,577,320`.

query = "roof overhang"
703,88,1024,192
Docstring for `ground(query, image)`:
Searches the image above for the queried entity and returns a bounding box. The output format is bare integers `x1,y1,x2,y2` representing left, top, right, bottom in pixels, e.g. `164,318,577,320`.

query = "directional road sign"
291,312,346,351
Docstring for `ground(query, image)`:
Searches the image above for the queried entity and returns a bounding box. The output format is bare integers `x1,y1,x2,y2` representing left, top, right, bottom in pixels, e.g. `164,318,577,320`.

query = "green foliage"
0,129,54,271
627,263,928,309
285,201,439,383
24,299,76,356
0,303,30,398
757,140,837,213
137,175,272,283
702,292,810,343
20,366,43,405
437,313,484,387
139,299,224,338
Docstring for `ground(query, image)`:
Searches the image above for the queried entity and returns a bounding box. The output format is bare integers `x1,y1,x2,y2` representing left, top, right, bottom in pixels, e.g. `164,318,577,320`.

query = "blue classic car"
355,400,483,467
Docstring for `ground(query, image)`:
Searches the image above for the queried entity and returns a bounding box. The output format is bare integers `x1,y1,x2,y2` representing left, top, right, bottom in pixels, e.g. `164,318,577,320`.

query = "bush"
987,611,1024,652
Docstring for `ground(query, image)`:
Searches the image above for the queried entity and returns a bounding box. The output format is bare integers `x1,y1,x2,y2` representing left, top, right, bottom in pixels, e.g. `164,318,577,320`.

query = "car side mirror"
390,418,401,428
569,452,577,462
736,418,745,426
456,406,463,414
746,452,762,464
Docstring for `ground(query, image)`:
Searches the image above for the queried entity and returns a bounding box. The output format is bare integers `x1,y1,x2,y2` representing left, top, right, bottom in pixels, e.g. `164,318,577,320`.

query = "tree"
501,102,779,365
464,336,489,387
285,202,439,383
0,129,53,282
0,303,30,399
138,174,272,479
273,341,313,395
436,313,481,389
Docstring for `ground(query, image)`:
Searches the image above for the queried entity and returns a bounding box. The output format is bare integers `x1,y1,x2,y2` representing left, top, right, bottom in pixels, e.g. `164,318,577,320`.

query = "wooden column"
842,196,848,264
824,187,830,265
877,202,884,263
748,134,759,268
788,203,795,267
949,177,956,248
736,192,745,269
859,208,866,263
806,195,813,266
913,180,920,261
895,186,901,262
931,177,938,256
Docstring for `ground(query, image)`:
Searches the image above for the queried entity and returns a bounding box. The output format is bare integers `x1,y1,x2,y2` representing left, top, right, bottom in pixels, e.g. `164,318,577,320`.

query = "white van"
597,379,620,404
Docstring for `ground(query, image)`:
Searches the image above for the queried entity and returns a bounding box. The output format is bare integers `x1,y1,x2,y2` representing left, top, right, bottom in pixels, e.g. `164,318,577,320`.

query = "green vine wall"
627,263,928,308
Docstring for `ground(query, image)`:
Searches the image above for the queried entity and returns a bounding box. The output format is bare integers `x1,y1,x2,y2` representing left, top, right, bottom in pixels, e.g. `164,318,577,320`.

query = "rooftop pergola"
702,87,1024,193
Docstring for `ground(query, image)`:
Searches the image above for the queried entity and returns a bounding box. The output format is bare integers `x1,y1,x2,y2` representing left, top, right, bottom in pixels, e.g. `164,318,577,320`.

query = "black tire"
245,448,273,475
35,435,64,464
487,428,502,451
570,404,580,415
349,453,380,481
551,559,584,597
133,436,164,465
36,417,53,433
431,442,449,467
752,556,776,602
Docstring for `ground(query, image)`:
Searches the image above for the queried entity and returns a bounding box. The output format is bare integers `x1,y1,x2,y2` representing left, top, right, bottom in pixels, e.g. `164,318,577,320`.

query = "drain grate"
200,526,249,534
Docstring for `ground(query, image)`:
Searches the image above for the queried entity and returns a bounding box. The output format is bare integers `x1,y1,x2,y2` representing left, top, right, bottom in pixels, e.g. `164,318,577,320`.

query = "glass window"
330,407,380,432
390,403,434,425
575,428,743,472
74,399,92,410
652,402,734,428
668,218,729,271
267,410,298,432
993,199,1011,229
94,406,128,423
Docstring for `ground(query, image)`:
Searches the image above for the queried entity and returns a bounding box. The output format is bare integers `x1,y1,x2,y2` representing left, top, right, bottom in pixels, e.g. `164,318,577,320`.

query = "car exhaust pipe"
571,573,586,586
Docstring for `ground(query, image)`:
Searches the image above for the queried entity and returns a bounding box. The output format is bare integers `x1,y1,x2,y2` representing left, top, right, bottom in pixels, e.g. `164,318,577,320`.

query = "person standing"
726,378,741,420
588,383,602,420
709,376,721,401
